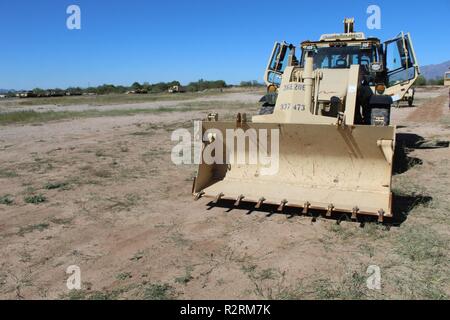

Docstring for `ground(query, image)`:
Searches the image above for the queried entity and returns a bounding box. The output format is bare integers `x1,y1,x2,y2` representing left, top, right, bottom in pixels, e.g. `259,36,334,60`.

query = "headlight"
361,42,371,49
370,63,382,72
267,84,277,93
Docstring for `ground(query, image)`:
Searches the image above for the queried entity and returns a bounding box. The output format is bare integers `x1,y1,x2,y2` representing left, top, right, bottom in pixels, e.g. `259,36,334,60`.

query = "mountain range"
419,60,450,80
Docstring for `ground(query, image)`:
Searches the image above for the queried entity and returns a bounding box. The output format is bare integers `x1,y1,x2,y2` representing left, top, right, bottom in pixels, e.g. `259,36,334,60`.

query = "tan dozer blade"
193,121,395,218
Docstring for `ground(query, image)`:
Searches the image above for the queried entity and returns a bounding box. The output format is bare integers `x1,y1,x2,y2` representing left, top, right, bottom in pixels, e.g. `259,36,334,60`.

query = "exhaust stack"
344,17,354,33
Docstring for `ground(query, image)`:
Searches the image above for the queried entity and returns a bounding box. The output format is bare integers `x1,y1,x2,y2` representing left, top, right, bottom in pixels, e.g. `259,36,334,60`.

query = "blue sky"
1,0,449,90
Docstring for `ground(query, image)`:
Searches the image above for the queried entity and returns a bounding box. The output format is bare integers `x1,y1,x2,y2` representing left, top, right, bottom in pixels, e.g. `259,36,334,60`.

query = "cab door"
383,32,420,100
264,42,295,86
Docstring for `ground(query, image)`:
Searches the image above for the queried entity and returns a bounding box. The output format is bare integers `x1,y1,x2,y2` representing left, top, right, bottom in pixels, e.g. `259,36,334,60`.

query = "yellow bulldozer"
445,71,450,86
192,18,420,222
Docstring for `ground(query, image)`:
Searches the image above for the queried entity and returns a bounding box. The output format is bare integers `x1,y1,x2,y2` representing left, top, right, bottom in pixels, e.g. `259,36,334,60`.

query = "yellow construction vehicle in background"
193,18,420,222
445,71,450,86
395,88,415,107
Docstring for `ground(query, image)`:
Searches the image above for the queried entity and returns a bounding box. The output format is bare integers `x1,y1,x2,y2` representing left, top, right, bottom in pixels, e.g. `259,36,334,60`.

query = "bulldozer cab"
299,39,381,76
264,34,382,87
264,31,419,102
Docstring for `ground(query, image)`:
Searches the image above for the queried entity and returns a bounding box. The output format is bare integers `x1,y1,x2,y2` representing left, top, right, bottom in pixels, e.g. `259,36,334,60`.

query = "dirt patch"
0,89,448,299
406,93,447,122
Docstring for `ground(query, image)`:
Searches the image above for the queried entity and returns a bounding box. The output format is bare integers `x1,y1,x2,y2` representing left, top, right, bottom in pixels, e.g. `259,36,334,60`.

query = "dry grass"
0,91,223,107
0,101,258,125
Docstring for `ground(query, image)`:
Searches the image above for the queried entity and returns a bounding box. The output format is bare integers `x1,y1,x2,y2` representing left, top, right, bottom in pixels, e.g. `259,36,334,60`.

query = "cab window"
301,45,377,69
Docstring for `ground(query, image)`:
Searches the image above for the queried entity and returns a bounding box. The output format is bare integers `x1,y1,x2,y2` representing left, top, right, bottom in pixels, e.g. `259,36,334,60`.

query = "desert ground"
0,87,448,299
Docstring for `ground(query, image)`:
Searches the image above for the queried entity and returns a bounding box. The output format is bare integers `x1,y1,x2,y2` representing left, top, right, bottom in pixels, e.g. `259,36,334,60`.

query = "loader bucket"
193,121,396,220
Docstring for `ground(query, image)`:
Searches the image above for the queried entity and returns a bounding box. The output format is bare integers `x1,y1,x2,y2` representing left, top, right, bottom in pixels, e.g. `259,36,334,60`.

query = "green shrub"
24,194,47,204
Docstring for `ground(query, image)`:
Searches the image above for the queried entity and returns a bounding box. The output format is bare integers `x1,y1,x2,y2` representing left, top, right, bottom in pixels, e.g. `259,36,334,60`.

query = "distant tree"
167,80,181,87
96,84,118,94
212,80,226,88
142,82,151,92
414,75,427,86
150,82,169,93
239,80,264,87
186,82,198,92
131,82,142,90
427,78,444,86
20,79,230,97
32,88,46,95
67,87,83,95
186,79,227,92
115,85,128,93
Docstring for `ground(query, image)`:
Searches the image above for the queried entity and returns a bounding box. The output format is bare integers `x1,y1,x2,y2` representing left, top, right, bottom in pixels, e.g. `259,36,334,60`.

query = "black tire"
408,99,413,107
370,107,390,126
258,105,275,115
